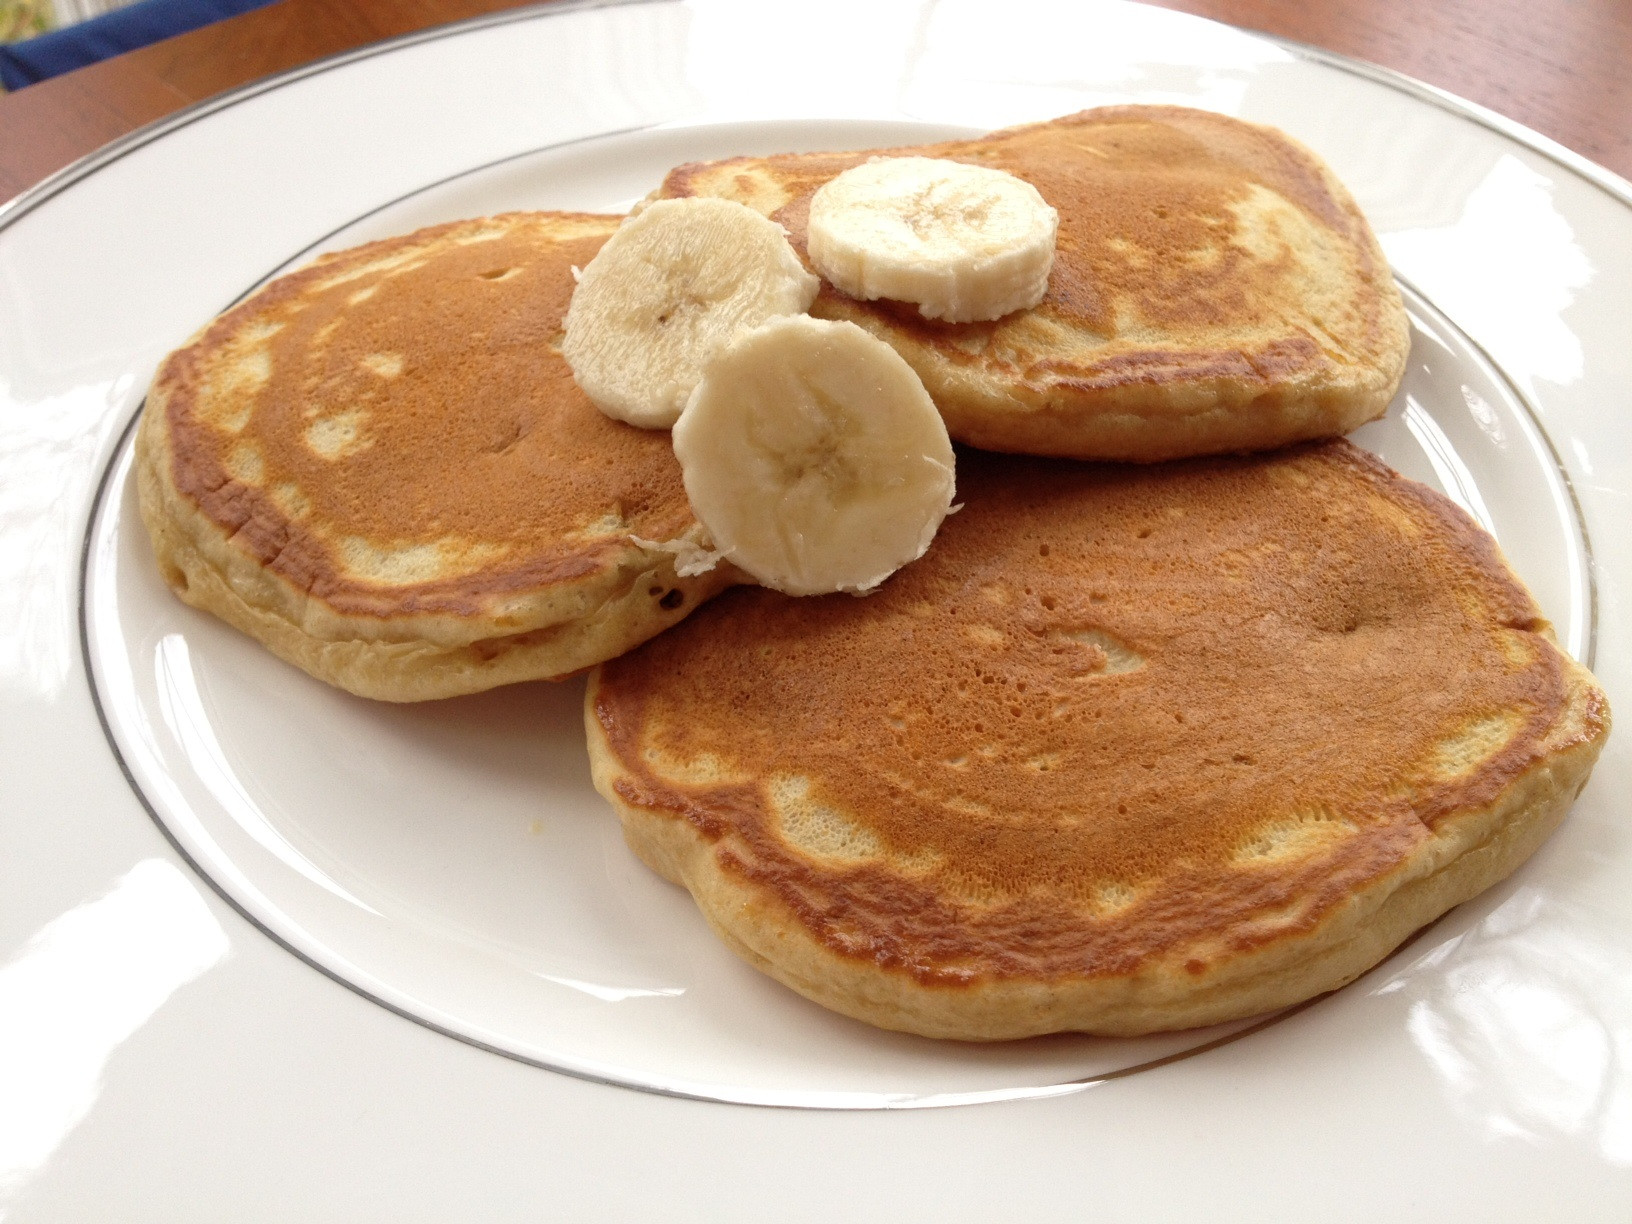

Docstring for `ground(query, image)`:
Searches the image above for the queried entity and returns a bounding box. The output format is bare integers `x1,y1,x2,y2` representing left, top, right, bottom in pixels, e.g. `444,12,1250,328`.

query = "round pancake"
137,212,738,702
659,106,1412,462
587,440,1609,1039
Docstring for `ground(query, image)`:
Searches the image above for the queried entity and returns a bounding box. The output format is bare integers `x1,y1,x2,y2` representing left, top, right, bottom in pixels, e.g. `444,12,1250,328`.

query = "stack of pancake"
139,106,1610,1040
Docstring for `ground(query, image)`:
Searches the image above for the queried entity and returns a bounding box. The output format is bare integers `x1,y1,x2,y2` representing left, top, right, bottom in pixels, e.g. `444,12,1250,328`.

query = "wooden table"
3,0,1630,205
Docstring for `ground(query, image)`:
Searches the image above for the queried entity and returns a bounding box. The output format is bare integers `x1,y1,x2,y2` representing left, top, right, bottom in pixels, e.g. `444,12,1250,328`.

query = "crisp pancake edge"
585,661,1607,1040
139,395,736,700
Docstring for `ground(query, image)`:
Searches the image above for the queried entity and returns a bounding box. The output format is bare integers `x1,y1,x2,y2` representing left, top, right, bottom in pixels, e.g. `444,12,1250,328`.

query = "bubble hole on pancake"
136,213,740,702
586,440,1609,1039
657,106,1412,463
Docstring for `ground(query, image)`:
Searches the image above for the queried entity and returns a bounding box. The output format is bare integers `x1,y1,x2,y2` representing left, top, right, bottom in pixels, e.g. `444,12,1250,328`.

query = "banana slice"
563,198,819,428
807,156,1058,323
673,316,955,596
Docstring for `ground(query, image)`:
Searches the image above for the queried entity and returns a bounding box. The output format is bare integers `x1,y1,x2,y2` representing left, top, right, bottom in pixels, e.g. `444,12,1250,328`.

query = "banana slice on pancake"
562,198,819,428
672,316,955,596
657,107,1412,461
807,156,1058,323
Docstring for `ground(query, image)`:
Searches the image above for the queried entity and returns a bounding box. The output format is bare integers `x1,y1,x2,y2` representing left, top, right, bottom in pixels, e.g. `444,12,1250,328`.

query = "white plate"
3,0,1629,1216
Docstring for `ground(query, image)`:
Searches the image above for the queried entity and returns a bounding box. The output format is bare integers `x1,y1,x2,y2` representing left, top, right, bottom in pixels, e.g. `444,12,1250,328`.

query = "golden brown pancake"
587,440,1608,1039
137,212,737,701
659,106,1411,462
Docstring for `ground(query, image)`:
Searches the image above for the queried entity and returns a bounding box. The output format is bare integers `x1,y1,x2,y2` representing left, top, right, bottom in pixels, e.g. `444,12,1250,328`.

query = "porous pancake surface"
660,106,1412,461
138,212,735,700
588,441,1608,1038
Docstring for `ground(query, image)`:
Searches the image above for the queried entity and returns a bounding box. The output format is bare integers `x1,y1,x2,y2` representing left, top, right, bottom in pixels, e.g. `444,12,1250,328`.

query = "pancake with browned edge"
137,212,737,701
587,440,1608,1039
659,106,1411,462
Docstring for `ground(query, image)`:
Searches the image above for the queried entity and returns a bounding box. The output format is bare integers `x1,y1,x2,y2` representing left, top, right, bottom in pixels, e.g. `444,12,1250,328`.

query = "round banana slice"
673,316,956,596
807,156,1058,323
563,198,819,428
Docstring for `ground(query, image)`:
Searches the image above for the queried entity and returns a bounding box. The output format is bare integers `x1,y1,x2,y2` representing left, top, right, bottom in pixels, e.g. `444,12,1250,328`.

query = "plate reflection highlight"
0,861,228,1201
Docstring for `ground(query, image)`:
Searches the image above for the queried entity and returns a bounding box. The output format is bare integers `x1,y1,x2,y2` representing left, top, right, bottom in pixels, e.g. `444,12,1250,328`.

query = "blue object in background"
0,0,277,91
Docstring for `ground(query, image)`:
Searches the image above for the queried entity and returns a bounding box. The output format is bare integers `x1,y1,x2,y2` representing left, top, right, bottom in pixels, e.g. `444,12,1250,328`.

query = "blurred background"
1,0,1628,203
0,0,52,45
3,0,129,46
